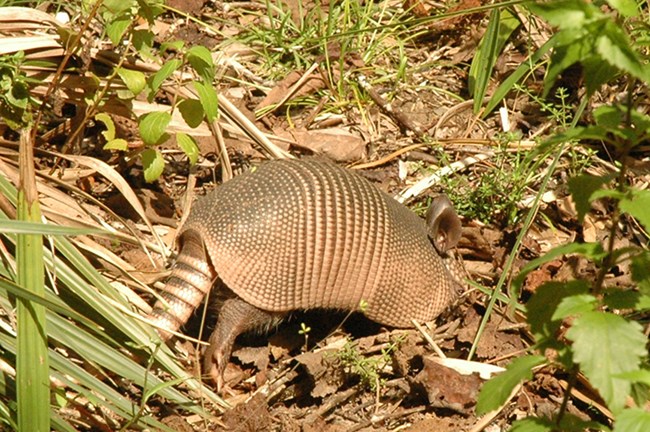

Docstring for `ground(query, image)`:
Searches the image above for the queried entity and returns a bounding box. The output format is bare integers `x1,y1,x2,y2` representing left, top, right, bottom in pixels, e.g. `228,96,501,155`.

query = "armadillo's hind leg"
204,298,284,390
148,230,215,340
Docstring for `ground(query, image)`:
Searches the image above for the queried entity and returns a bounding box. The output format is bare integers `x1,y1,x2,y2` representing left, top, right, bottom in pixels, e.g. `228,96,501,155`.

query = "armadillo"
148,158,466,388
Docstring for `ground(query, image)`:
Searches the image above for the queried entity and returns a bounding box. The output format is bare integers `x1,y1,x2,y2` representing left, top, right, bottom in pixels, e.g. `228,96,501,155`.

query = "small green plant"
336,339,398,392
95,0,213,182
0,51,38,129
298,322,311,351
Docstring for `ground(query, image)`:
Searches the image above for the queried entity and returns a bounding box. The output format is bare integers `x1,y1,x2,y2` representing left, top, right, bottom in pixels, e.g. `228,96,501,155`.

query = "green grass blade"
16,129,50,432
469,8,520,114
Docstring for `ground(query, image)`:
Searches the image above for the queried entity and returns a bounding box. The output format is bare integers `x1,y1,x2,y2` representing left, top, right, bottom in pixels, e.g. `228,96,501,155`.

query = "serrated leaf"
567,311,647,414
105,16,131,45
604,289,650,311
529,0,599,29
138,112,171,145
613,408,650,432
526,281,589,352
178,98,204,128
476,355,546,415
176,133,199,165
95,113,116,141
593,105,624,129
103,138,128,151
597,21,650,82
116,67,146,96
606,0,639,17
619,189,650,233
103,0,135,14
581,55,620,96
193,81,218,122
568,174,615,222
148,59,182,95
187,45,214,83
141,148,165,183
552,294,597,320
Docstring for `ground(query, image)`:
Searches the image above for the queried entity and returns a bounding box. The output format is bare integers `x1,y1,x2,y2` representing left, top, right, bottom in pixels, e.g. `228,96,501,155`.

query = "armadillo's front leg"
204,298,285,390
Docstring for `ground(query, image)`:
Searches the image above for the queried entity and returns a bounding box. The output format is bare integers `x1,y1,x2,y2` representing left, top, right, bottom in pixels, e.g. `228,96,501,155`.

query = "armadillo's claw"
203,297,285,391
205,350,226,391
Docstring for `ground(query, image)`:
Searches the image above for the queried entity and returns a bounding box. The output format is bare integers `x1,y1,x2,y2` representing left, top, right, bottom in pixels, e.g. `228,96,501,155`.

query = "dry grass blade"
53,153,168,260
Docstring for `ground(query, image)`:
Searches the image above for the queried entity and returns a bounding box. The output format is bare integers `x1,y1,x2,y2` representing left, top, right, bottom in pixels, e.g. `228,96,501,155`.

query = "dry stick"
30,0,102,144
258,62,320,119
304,387,360,424
208,120,233,181
346,406,427,432
349,143,428,170
396,152,494,203
411,319,446,358
357,74,424,139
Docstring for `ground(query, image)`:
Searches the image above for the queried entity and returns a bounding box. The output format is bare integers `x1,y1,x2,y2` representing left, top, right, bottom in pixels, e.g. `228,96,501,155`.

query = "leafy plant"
336,339,398,392
476,1,650,430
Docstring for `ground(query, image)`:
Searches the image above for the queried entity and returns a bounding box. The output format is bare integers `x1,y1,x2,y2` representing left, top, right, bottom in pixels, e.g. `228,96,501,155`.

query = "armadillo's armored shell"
181,159,457,328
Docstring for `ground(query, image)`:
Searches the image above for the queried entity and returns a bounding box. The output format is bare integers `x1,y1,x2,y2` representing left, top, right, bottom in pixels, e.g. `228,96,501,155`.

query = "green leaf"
511,414,609,432
476,355,546,415
116,67,146,96
631,253,650,296
105,16,131,46
616,369,650,387
177,98,204,128
510,417,553,432
176,133,199,165
613,408,650,432
597,21,650,82
141,148,165,183
606,0,639,17
568,174,615,222
567,311,647,414
619,189,650,233
103,138,128,151
187,45,215,83
148,59,182,96
160,40,184,55
138,111,171,145
553,294,597,320
468,8,519,113
529,0,598,29
581,55,620,96
95,113,116,141
132,29,154,54
103,0,135,14
526,281,589,351
604,288,650,311
193,81,219,122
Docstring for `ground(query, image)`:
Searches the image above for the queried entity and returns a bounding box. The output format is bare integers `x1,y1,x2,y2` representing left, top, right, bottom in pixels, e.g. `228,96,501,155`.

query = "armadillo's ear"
425,195,462,253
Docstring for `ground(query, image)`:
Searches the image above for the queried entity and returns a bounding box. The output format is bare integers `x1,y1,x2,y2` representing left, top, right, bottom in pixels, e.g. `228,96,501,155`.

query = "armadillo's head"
426,195,469,295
